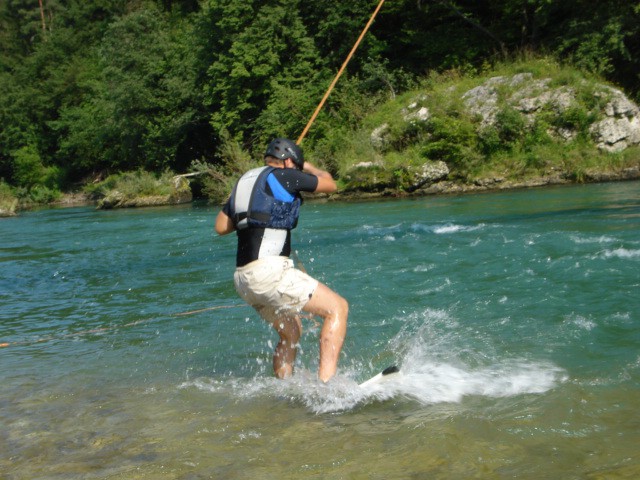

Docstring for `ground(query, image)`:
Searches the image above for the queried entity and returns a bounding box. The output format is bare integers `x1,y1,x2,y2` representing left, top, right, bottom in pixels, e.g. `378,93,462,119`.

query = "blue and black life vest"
229,166,301,230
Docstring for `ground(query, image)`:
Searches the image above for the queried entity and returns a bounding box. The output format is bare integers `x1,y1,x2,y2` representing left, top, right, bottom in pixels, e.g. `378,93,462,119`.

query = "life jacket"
230,166,301,230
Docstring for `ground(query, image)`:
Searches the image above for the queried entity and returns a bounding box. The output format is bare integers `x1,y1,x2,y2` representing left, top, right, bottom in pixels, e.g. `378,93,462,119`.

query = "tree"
53,5,204,175
2,0,640,192
196,0,323,148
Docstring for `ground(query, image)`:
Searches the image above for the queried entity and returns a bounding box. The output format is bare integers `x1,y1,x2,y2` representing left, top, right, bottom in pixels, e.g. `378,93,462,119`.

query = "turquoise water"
1,181,639,479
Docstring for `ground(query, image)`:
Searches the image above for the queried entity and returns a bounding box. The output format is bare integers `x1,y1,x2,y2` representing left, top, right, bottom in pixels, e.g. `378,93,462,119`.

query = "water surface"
1,182,639,479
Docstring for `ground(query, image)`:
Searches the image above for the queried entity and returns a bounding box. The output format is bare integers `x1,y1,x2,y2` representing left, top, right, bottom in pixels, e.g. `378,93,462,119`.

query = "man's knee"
274,315,302,342
328,290,348,314
336,295,348,318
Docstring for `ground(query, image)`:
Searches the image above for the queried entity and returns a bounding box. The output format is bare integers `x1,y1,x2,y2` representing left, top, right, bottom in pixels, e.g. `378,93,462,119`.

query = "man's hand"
303,162,337,194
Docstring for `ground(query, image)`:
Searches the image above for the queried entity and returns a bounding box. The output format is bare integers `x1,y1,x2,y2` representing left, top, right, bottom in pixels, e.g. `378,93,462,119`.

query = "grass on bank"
0,180,61,214
0,181,18,215
309,57,639,192
85,170,176,201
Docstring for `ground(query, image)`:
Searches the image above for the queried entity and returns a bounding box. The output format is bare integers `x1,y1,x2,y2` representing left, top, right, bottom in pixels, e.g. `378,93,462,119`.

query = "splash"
181,360,564,415
180,370,370,414
181,307,566,414
392,360,564,405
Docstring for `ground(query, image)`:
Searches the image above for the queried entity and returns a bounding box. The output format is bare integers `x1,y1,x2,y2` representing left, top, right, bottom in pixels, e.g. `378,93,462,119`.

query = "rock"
460,74,640,152
343,162,388,191
550,126,577,141
370,123,391,150
509,72,534,86
602,87,638,117
462,83,500,127
353,71,640,197
403,106,430,123
407,161,449,191
584,166,640,182
98,190,125,209
589,117,640,152
344,159,448,193
589,87,640,152
0,199,18,217
474,177,505,187
353,161,382,169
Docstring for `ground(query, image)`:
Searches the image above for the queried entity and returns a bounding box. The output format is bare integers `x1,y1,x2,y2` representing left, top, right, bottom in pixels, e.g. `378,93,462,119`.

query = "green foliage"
553,105,592,137
495,107,527,146
327,57,638,188
195,132,259,204
11,144,62,190
422,116,476,165
1,0,639,204
15,185,61,206
11,145,45,189
86,170,176,200
200,0,322,145
65,7,191,172
478,106,531,160
0,180,18,215
341,164,389,192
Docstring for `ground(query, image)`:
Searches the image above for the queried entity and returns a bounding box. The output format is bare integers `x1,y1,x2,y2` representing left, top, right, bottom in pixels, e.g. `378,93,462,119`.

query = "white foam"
601,248,640,259
434,224,465,234
408,222,485,235
566,314,597,331
390,361,565,405
181,306,567,414
181,355,565,414
433,223,485,234
570,234,617,244
294,358,562,413
360,224,403,236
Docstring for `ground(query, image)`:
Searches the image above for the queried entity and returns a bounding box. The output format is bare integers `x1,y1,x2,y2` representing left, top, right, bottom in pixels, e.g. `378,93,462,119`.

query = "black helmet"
264,138,304,169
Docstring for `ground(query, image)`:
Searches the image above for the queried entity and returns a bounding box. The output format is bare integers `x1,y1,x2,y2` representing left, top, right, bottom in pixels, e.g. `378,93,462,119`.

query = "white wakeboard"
359,365,401,388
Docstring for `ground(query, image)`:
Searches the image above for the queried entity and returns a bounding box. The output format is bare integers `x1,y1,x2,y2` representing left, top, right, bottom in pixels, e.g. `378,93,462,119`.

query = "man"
215,138,348,383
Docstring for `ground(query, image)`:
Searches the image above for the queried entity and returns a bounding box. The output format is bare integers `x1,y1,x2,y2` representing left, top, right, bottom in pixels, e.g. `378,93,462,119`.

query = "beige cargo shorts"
233,256,318,322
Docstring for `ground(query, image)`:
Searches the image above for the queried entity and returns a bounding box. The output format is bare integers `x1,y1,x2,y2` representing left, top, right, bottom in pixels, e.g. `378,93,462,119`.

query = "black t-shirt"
223,168,318,266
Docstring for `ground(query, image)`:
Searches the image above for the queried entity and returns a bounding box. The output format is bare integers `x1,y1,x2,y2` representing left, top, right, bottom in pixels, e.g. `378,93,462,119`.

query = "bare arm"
215,209,235,235
302,161,337,194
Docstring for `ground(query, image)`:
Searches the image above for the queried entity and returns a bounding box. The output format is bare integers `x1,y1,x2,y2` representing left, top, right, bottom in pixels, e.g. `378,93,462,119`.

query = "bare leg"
269,313,302,379
302,282,348,382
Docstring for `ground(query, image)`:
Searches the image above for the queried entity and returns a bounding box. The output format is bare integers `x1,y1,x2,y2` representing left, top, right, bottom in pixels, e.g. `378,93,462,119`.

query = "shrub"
0,181,18,215
197,132,259,204
421,116,477,172
494,107,527,146
19,185,61,205
86,170,175,200
11,145,62,190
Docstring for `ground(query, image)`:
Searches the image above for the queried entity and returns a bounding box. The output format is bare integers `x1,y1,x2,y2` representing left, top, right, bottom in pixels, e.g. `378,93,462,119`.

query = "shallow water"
1,181,639,479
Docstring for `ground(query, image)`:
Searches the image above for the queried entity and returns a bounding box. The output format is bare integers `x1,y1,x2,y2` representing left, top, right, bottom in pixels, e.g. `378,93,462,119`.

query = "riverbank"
46,165,640,210
334,171,640,203
4,59,640,217
411,164,640,197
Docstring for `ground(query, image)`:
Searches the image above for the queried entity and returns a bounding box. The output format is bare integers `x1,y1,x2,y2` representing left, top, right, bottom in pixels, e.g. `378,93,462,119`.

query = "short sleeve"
272,169,318,194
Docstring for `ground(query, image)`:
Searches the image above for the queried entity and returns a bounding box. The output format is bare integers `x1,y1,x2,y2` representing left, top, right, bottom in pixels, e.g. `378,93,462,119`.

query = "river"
1,181,639,479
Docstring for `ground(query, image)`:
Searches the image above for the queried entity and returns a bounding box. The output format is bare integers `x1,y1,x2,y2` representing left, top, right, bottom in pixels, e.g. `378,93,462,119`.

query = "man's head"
264,138,304,170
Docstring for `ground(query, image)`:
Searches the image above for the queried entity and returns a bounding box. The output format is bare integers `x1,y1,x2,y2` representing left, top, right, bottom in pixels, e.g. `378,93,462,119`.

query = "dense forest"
1,0,639,204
